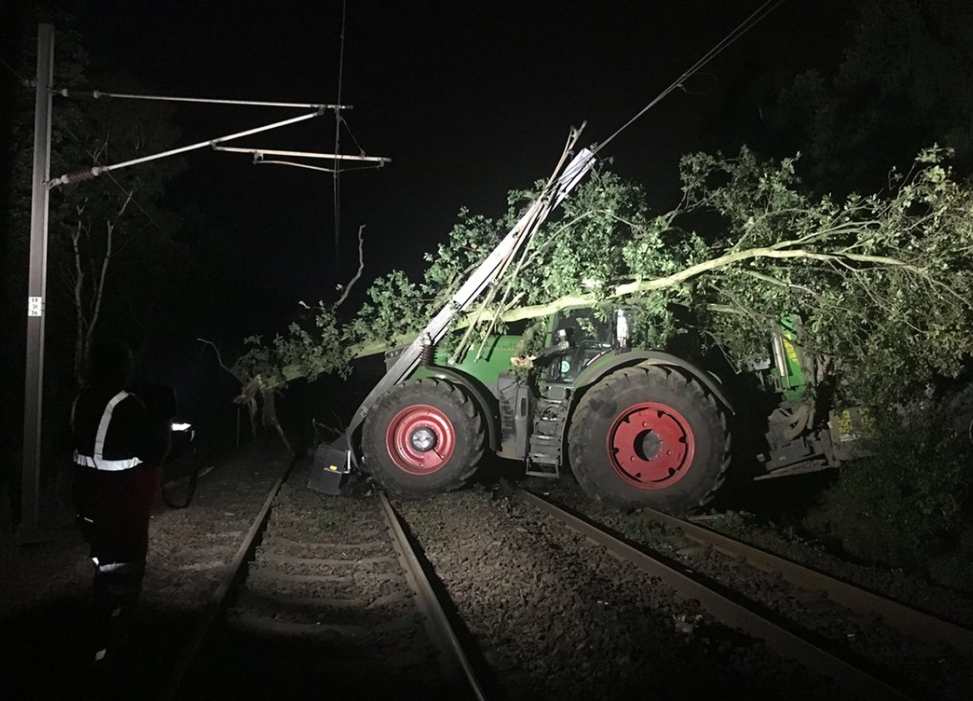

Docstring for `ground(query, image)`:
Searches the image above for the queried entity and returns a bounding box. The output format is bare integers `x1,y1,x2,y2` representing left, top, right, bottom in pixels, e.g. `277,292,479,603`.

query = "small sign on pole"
28,297,42,317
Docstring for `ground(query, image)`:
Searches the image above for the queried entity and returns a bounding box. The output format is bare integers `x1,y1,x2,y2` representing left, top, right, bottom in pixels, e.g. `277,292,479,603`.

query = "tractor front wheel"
568,365,730,514
362,379,485,496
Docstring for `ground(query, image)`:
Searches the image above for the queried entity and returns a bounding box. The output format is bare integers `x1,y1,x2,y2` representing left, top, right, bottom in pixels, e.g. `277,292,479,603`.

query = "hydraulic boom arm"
315,134,597,483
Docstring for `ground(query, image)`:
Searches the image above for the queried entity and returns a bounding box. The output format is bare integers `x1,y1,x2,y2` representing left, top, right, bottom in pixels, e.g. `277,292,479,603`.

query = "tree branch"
501,245,922,323
87,219,114,343
335,225,365,307
745,270,820,298
197,338,241,381
71,221,87,386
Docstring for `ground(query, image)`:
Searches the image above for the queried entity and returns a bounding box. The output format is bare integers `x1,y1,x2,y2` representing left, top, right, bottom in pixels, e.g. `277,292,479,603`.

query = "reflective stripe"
94,391,129,459
73,390,142,471
97,561,136,574
74,451,142,471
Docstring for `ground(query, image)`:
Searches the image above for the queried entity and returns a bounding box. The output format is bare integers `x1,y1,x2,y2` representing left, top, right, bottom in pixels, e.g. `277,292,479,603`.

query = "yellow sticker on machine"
832,407,874,442
782,336,800,365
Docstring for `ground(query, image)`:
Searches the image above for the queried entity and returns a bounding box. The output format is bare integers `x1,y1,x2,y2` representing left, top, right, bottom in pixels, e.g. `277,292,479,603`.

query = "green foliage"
346,270,425,348
235,146,973,411
805,404,972,567
682,146,973,404
234,302,352,391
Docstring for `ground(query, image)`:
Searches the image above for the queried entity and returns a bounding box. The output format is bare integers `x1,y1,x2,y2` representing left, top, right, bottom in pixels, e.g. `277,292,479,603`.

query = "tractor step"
525,462,561,479
525,388,570,479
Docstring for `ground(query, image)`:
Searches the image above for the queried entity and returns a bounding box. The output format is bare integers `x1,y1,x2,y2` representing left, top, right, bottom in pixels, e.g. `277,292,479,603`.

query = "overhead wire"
26,1,780,272
332,0,349,277
594,0,788,154
339,115,367,157
0,55,30,85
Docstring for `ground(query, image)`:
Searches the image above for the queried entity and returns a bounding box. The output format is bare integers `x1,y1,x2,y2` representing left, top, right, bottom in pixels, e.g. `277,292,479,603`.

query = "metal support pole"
19,23,54,544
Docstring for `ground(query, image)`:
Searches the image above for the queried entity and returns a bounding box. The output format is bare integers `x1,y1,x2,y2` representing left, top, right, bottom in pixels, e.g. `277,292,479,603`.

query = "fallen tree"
226,145,973,433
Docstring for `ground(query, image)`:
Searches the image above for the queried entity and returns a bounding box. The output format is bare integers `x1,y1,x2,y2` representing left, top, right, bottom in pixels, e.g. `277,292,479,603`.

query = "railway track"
159,459,487,701
656,496,973,659
514,483,973,701
149,457,971,701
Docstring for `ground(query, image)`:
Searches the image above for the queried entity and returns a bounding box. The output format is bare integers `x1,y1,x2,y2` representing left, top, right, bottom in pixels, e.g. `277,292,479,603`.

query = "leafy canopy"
235,146,973,407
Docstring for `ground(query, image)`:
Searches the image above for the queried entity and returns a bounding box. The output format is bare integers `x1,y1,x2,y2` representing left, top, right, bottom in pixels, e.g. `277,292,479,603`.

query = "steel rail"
514,487,916,701
651,508,973,661
158,454,297,701
378,492,489,701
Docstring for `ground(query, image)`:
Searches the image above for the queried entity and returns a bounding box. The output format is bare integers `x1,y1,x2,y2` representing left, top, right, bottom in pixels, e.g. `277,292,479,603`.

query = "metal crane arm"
310,134,596,489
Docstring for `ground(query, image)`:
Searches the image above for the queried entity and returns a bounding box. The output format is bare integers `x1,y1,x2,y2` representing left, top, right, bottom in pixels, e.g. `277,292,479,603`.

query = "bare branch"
87,220,114,340
196,338,240,379
71,220,87,386
745,270,819,299
335,224,365,307
117,190,134,217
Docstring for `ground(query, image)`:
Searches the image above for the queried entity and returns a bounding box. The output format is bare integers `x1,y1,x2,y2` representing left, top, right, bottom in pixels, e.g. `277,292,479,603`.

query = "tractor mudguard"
572,349,734,414
410,366,502,452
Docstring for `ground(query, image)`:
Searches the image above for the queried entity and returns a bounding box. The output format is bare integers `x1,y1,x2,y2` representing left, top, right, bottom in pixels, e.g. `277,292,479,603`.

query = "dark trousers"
73,463,161,673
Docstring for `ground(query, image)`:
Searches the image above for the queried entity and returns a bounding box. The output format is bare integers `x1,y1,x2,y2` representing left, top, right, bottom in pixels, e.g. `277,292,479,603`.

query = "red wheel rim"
607,402,695,489
385,404,456,475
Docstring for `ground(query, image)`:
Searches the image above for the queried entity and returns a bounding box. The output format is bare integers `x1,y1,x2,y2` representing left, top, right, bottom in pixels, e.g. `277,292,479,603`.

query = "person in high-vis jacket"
71,340,171,676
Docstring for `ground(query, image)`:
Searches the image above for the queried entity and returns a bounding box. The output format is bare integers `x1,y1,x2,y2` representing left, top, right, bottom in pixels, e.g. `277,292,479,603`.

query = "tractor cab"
544,307,634,384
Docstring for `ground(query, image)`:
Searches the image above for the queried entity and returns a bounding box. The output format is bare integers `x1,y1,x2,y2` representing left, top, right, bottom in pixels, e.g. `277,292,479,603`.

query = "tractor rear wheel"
568,365,730,515
362,379,485,496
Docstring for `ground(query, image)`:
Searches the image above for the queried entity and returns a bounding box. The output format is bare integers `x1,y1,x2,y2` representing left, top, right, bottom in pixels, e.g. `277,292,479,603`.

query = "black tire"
362,379,485,496
567,365,731,515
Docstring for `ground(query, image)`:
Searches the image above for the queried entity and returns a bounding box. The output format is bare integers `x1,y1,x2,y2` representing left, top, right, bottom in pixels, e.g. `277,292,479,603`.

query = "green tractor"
308,147,864,513
321,306,862,515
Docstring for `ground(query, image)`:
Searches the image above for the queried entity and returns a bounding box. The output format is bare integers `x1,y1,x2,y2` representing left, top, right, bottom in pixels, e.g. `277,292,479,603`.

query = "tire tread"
362,378,485,497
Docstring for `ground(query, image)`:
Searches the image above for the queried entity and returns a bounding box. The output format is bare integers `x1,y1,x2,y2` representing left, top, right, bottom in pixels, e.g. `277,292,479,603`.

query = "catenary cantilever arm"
49,109,326,188
54,88,350,111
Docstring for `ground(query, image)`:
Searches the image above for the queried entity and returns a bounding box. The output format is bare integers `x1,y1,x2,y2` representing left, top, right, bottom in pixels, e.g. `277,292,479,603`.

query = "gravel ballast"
397,485,859,701
0,438,289,700
7,438,970,701
539,476,973,701
184,461,455,700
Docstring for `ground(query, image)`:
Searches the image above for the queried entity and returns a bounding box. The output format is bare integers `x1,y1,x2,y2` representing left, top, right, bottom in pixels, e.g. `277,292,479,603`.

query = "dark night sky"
52,1,854,313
